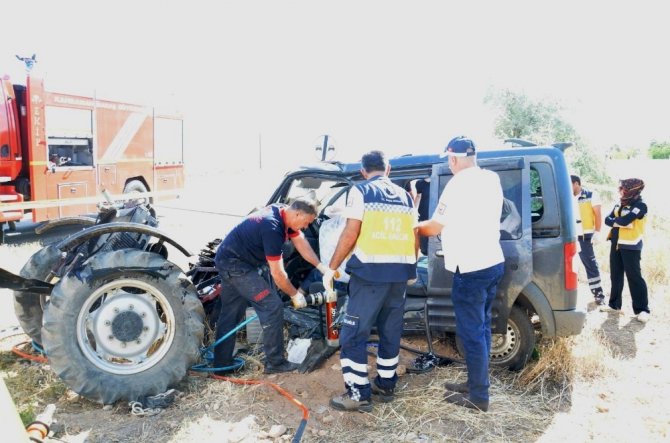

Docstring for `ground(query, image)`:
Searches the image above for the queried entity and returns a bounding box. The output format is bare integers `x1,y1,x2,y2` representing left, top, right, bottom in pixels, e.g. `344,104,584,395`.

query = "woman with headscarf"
601,178,650,322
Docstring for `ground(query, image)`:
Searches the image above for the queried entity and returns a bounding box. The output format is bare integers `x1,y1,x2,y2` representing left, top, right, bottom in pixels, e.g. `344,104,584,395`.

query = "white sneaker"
636,312,650,323
599,305,616,312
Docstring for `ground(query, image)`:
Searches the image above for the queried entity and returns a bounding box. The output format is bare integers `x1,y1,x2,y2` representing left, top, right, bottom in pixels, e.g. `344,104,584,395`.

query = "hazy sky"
3,1,669,172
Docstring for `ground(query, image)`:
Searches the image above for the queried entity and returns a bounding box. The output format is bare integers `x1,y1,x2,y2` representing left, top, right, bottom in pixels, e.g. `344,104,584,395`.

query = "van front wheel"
455,305,535,371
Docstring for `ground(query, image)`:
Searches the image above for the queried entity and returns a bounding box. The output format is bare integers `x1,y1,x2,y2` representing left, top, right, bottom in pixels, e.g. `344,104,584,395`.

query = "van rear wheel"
455,305,535,371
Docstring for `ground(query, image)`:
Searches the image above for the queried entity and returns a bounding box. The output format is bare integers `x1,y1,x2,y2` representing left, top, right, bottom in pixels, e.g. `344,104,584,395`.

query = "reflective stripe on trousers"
339,275,406,401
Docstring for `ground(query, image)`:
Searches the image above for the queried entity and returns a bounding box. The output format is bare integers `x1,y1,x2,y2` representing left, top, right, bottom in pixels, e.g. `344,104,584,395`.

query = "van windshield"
285,177,348,213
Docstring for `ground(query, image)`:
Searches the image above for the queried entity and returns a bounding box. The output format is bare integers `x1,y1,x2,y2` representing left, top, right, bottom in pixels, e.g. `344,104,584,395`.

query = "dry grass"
517,338,575,393
518,325,613,390
321,364,564,443
1,344,68,424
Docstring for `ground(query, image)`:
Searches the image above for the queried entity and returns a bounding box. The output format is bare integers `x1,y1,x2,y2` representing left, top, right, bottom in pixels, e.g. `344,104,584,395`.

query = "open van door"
425,156,532,339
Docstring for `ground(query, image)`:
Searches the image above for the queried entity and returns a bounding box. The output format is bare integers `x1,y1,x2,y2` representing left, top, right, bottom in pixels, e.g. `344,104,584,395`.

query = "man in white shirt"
417,136,504,412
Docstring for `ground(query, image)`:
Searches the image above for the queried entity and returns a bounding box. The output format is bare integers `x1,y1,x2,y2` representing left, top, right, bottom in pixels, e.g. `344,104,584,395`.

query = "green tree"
648,140,670,159
485,89,609,184
608,144,641,160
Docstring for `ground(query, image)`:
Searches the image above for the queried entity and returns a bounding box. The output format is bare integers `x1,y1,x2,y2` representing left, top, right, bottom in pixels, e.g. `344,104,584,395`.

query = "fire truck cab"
0,75,184,241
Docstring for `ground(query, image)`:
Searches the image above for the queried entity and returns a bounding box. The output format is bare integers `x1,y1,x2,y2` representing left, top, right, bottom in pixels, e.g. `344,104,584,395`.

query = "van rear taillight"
564,241,578,290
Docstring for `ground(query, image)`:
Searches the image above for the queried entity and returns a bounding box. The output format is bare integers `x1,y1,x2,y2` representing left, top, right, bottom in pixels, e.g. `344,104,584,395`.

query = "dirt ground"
2,280,668,442
0,332,534,442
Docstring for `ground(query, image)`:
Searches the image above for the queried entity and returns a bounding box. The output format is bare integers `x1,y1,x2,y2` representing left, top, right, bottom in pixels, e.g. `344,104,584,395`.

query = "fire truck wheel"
41,250,205,405
13,245,62,346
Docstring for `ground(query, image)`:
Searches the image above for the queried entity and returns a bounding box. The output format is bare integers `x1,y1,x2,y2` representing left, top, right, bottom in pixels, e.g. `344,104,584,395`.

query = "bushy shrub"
648,141,670,159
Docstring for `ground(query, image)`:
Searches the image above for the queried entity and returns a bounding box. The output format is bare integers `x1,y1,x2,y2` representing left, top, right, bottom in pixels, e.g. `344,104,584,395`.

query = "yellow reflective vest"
606,201,647,250
577,189,598,234
346,176,417,283
615,206,646,248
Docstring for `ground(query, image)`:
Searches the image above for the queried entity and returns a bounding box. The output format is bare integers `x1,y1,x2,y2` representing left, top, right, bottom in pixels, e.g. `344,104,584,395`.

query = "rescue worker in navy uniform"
601,178,650,323
213,198,330,374
417,136,504,412
325,150,418,412
571,175,606,305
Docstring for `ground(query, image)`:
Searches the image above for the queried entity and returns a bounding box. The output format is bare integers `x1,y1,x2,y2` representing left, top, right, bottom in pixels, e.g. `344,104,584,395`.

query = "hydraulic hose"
11,341,48,364
211,373,309,443
399,342,463,364
191,314,310,443
366,338,463,365
191,314,259,373
13,319,310,443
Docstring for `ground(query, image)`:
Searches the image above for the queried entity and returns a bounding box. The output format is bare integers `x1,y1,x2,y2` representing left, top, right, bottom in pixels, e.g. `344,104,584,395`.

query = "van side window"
529,162,560,238
497,169,523,240
437,169,523,240
530,167,544,223
324,186,350,216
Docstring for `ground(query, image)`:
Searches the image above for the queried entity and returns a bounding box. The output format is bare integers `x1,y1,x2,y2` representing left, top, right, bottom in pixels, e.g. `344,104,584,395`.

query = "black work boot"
371,378,395,402
443,381,469,394
444,391,489,412
263,359,299,374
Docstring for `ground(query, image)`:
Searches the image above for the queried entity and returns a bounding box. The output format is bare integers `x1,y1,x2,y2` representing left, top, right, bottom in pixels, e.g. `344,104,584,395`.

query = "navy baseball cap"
441,136,476,157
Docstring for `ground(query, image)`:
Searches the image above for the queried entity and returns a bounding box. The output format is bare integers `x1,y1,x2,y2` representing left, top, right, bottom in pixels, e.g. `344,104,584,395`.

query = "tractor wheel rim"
76,278,175,375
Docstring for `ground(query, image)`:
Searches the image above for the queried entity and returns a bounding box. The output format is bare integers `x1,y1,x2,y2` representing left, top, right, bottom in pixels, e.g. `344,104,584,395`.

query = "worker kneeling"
213,198,326,375
325,150,418,412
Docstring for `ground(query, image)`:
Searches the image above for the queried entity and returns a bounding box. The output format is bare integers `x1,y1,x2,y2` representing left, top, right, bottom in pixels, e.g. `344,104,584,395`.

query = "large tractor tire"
13,245,62,346
456,304,535,371
41,250,204,404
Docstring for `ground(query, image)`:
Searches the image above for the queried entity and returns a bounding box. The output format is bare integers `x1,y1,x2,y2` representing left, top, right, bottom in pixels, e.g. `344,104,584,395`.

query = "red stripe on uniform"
253,289,270,302
266,255,282,261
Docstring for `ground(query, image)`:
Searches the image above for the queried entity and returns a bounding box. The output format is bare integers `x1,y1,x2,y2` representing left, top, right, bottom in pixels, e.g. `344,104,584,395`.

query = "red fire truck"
0,75,184,240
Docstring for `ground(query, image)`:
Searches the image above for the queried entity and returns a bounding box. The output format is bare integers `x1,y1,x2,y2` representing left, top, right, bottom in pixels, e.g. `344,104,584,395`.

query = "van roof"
293,144,569,175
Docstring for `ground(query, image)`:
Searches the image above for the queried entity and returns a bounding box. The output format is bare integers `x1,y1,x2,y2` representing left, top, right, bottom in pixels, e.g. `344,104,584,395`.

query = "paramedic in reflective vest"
417,136,504,412
601,178,650,323
571,175,606,305
213,198,328,374
325,150,418,412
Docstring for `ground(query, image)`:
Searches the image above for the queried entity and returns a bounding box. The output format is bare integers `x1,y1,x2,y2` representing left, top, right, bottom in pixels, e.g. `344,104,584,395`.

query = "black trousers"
608,245,649,314
214,258,285,368
578,235,603,295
